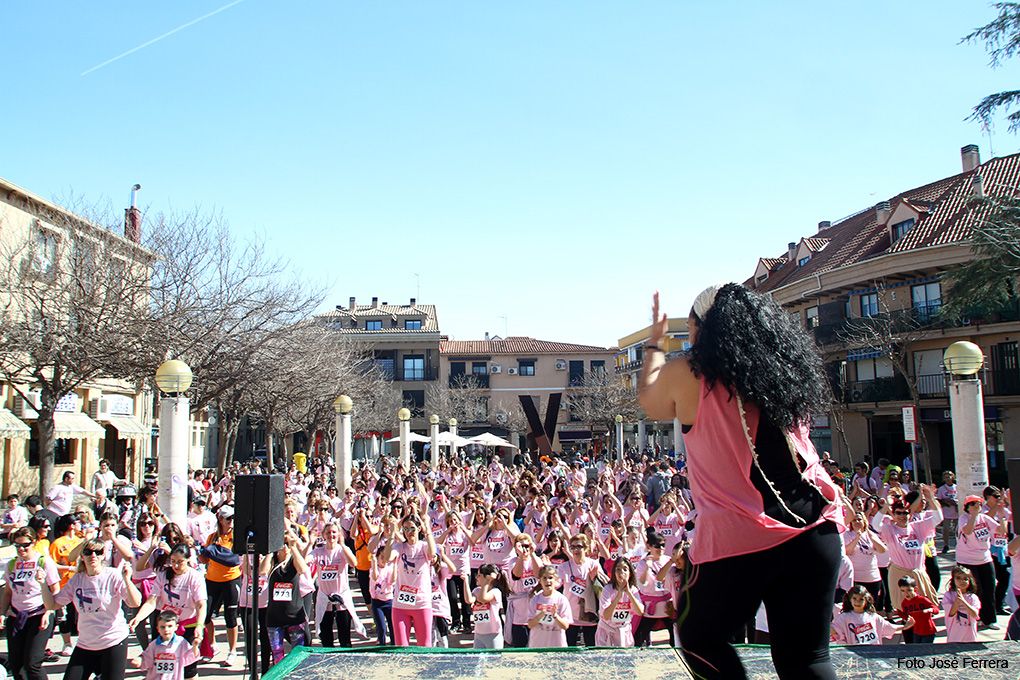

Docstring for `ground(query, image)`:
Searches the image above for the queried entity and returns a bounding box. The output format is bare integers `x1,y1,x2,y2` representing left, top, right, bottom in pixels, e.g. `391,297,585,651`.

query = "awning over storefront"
558,430,593,442
0,408,31,439
52,411,106,439
105,415,149,439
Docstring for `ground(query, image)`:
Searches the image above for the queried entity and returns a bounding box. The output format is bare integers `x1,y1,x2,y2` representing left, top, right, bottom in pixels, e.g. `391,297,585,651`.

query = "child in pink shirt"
135,611,198,680
526,566,572,648
465,565,504,649
942,566,981,643
831,585,912,645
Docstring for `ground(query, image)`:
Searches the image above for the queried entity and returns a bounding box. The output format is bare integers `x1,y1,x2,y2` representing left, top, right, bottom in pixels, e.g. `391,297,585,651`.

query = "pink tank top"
682,378,843,564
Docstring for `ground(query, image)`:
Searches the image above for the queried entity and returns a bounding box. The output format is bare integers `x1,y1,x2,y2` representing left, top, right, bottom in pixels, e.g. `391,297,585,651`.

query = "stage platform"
264,642,1019,680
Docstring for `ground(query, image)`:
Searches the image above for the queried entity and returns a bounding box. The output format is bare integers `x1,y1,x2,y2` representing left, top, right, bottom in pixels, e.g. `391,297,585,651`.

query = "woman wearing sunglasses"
39,538,141,680
1,527,61,680
873,486,942,615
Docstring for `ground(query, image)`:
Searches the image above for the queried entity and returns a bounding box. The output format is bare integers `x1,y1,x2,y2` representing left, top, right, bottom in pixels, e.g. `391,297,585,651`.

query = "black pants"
924,554,941,595
355,569,372,606
447,576,470,628
856,580,883,613
566,624,596,647
239,607,271,674
180,626,199,678
62,639,127,680
510,623,529,648
877,567,892,612
58,604,78,636
993,559,1011,612
678,522,840,680
959,561,997,625
205,578,240,627
635,617,675,647
6,613,54,680
319,607,352,647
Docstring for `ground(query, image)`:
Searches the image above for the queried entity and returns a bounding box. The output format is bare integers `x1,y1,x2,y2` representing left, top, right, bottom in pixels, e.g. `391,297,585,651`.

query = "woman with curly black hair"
639,283,844,680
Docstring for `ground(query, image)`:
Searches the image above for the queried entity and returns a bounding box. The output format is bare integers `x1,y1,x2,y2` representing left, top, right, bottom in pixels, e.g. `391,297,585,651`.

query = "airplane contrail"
81,0,247,76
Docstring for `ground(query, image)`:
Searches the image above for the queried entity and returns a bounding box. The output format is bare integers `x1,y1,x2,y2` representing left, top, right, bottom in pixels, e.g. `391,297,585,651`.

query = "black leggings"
447,576,470,628
356,569,372,606
239,607,271,674
634,616,675,647
566,624,596,647
856,580,884,613
319,607,352,647
993,559,1011,611
959,561,997,625
6,613,54,680
61,639,127,680
678,522,840,680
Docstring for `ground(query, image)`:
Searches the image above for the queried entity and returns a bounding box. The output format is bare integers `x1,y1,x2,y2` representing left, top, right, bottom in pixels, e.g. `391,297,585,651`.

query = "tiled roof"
759,257,786,271
317,303,440,332
802,237,830,252
749,151,1020,293
441,337,613,355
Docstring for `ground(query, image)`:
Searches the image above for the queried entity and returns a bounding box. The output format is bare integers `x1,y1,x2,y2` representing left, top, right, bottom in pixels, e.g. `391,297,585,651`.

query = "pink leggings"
392,608,433,647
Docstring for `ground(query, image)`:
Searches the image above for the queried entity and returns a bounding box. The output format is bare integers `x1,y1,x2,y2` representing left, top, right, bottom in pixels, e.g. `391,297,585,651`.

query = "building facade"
615,320,690,453
748,145,1019,486
439,336,618,452
0,177,155,496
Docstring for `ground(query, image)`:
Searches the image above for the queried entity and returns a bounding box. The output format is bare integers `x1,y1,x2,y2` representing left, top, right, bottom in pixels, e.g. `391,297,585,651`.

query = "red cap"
963,495,983,507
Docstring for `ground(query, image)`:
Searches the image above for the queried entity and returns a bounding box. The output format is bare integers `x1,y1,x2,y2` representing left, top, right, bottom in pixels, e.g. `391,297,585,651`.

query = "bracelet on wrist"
644,344,663,352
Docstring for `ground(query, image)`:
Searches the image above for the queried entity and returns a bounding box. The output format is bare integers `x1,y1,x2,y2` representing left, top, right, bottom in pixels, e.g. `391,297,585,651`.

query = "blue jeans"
371,599,394,645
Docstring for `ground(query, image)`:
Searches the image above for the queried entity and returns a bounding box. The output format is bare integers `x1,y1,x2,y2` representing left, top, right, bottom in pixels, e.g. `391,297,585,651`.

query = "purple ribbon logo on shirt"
400,553,415,573
164,581,181,603
75,588,93,610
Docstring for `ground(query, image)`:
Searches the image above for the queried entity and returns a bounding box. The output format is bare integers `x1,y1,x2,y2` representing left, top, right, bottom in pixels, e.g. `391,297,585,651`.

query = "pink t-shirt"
46,484,85,516
598,584,639,631
311,545,351,597
935,484,958,520
443,529,470,575
681,379,844,564
652,513,683,553
527,590,572,648
830,610,898,645
956,514,998,565
430,566,452,620
54,568,130,650
141,635,197,680
392,541,432,610
370,557,395,602
470,587,502,635
5,553,59,611
877,513,938,572
845,530,881,584
483,530,513,567
556,557,599,626
153,568,207,622
942,590,980,642
508,561,541,625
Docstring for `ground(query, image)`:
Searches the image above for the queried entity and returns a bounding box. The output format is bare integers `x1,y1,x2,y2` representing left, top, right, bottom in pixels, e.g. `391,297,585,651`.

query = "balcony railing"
615,359,643,373
394,366,438,381
845,376,911,403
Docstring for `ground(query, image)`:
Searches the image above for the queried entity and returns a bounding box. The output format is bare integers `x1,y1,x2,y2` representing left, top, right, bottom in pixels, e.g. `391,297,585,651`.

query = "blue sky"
3,1,1014,347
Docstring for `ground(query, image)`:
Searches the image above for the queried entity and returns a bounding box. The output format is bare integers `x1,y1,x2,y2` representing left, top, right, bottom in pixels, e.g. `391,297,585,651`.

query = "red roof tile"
749,151,1020,293
441,337,613,355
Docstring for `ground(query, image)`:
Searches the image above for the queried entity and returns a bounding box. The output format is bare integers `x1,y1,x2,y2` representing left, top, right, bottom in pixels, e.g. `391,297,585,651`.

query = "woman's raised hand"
649,291,669,349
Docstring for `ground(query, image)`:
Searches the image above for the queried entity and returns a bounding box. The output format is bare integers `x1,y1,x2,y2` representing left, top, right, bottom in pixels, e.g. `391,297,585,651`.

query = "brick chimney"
972,173,985,198
371,296,380,309
410,297,416,306
123,183,141,244
787,242,796,261
348,296,356,310
875,201,891,225
961,144,981,173
818,220,831,231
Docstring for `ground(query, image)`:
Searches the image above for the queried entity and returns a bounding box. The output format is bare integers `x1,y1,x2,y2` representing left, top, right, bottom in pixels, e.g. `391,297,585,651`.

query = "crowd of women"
1,283,1018,680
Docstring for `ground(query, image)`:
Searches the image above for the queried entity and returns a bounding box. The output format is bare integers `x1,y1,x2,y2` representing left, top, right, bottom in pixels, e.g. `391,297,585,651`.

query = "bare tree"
566,368,640,444
0,201,155,496
425,374,488,424
836,284,941,482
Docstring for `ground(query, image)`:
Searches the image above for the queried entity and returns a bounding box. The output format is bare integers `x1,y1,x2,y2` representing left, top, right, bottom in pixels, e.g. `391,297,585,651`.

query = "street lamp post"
448,418,458,460
334,395,353,492
615,414,624,462
398,408,411,470
429,414,440,468
155,360,192,527
944,341,988,508
637,417,647,454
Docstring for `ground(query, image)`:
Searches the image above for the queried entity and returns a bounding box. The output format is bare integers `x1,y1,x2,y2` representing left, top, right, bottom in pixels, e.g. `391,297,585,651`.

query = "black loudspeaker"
1007,458,1020,530
232,474,285,555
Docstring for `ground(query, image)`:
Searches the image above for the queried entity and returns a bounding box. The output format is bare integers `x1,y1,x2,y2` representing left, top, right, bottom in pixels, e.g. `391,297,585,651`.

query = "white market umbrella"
436,431,472,447
385,432,432,444
468,432,518,448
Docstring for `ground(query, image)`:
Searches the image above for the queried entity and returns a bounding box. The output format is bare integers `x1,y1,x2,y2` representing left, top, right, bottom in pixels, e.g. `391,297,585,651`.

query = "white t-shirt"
46,483,85,515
